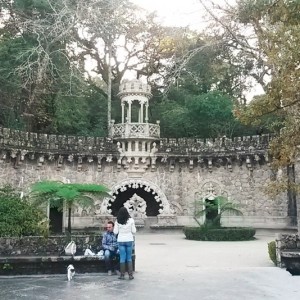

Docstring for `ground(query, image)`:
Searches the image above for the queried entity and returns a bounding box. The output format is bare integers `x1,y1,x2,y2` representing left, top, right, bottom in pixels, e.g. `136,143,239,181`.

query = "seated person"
102,221,119,276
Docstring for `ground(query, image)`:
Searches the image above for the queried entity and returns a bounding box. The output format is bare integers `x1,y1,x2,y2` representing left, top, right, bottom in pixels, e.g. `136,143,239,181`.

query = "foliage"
194,196,243,228
183,226,256,241
0,0,268,139
198,0,300,231
31,181,111,234
153,89,256,138
233,0,300,231
268,241,277,266
0,186,47,237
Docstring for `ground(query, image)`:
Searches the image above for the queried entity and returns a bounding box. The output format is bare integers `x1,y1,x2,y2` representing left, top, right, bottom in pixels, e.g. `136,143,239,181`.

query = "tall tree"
0,0,185,132
201,0,300,230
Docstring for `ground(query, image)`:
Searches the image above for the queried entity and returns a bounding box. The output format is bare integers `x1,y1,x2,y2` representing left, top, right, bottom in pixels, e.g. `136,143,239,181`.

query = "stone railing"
111,123,160,139
158,134,272,155
0,127,117,155
0,126,271,160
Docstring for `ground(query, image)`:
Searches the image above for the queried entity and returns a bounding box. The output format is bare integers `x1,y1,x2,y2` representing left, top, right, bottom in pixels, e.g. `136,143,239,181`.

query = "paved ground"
1,231,300,300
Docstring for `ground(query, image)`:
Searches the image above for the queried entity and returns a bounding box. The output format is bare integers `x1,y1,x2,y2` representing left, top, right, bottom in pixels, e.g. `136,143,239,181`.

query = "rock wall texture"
0,127,294,230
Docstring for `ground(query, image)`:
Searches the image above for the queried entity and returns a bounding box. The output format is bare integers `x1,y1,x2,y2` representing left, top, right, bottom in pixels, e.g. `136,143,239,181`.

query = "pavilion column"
121,103,125,123
145,103,149,123
128,101,132,123
141,102,144,123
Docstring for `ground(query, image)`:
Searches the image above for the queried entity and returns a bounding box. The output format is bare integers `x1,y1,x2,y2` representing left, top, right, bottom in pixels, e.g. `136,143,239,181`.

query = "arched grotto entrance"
108,186,162,217
101,179,173,219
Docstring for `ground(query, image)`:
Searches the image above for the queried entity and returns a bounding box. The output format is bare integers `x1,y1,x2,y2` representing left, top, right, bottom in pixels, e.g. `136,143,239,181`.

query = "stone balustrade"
111,123,160,139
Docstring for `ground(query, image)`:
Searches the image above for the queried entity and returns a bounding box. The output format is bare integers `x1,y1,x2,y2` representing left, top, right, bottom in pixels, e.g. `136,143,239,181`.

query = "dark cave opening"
108,187,162,217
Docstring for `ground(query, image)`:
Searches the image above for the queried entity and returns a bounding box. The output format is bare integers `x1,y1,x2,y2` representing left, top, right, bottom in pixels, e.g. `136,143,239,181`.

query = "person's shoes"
108,270,112,276
119,263,125,279
128,261,134,280
114,270,120,276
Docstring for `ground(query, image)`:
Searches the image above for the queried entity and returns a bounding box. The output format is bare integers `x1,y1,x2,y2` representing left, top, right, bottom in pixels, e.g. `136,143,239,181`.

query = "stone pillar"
128,102,132,123
145,103,149,123
121,103,125,123
141,102,144,123
128,141,132,152
138,107,141,123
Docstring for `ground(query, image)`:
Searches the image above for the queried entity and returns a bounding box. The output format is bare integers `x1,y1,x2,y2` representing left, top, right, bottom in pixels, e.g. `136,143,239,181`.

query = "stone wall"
0,155,290,230
0,126,294,230
0,235,101,256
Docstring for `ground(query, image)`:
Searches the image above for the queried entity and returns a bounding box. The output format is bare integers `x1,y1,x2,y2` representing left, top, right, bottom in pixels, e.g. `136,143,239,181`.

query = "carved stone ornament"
100,179,174,216
123,193,147,218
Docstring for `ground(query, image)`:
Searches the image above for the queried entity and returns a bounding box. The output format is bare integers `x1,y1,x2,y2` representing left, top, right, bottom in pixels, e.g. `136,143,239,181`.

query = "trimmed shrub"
183,226,256,241
268,241,277,266
0,186,47,237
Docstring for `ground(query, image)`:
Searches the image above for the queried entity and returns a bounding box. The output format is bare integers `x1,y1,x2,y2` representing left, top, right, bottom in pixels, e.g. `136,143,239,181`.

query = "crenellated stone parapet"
156,134,272,172
159,134,272,155
0,126,272,171
0,126,118,155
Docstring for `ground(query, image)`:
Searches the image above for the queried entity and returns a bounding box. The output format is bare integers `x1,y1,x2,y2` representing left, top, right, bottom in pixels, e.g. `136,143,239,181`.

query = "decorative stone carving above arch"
197,180,229,201
194,180,230,225
99,179,174,216
123,193,147,219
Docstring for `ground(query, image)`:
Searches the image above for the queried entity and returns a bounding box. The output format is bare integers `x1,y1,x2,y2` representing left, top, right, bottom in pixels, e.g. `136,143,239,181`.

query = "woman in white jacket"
114,207,136,280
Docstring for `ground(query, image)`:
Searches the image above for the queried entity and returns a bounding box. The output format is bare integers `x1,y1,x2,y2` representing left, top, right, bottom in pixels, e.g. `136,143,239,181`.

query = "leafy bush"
183,226,256,241
268,241,277,266
0,186,47,237
194,196,243,228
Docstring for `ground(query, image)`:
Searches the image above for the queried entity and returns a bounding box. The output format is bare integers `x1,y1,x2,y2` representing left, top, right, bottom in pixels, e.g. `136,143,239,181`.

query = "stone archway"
100,179,173,217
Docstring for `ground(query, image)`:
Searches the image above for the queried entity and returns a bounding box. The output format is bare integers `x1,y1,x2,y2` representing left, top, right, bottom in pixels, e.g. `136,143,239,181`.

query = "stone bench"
0,254,136,276
0,235,136,275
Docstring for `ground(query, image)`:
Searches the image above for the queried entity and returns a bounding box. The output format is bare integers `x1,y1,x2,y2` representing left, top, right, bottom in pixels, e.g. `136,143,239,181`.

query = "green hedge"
268,241,277,266
183,226,256,241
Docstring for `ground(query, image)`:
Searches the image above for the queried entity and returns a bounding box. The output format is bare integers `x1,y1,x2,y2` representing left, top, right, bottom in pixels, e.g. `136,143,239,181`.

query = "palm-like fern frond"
31,181,111,234
194,195,242,228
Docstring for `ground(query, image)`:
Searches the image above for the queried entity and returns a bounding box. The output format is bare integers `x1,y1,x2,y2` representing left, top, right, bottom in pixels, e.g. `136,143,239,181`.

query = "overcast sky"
130,0,264,100
131,0,205,29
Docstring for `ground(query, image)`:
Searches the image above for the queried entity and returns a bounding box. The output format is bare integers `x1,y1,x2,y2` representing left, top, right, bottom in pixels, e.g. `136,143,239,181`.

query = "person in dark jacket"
102,221,118,276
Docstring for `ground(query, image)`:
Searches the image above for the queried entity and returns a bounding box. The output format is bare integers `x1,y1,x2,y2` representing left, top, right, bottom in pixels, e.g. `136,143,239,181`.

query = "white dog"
67,264,75,281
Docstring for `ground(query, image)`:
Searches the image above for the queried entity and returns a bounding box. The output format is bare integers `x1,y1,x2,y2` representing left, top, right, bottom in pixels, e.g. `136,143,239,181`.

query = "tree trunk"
287,165,297,227
297,198,300,234
68,206,72,235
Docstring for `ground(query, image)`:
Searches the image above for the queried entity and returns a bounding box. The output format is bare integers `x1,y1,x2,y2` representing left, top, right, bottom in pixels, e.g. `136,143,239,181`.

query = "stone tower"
111,79,160,174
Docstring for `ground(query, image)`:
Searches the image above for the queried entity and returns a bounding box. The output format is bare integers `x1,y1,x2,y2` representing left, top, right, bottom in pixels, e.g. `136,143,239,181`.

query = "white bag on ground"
84,248,95,256
65,241,76,256
97,250,104,260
